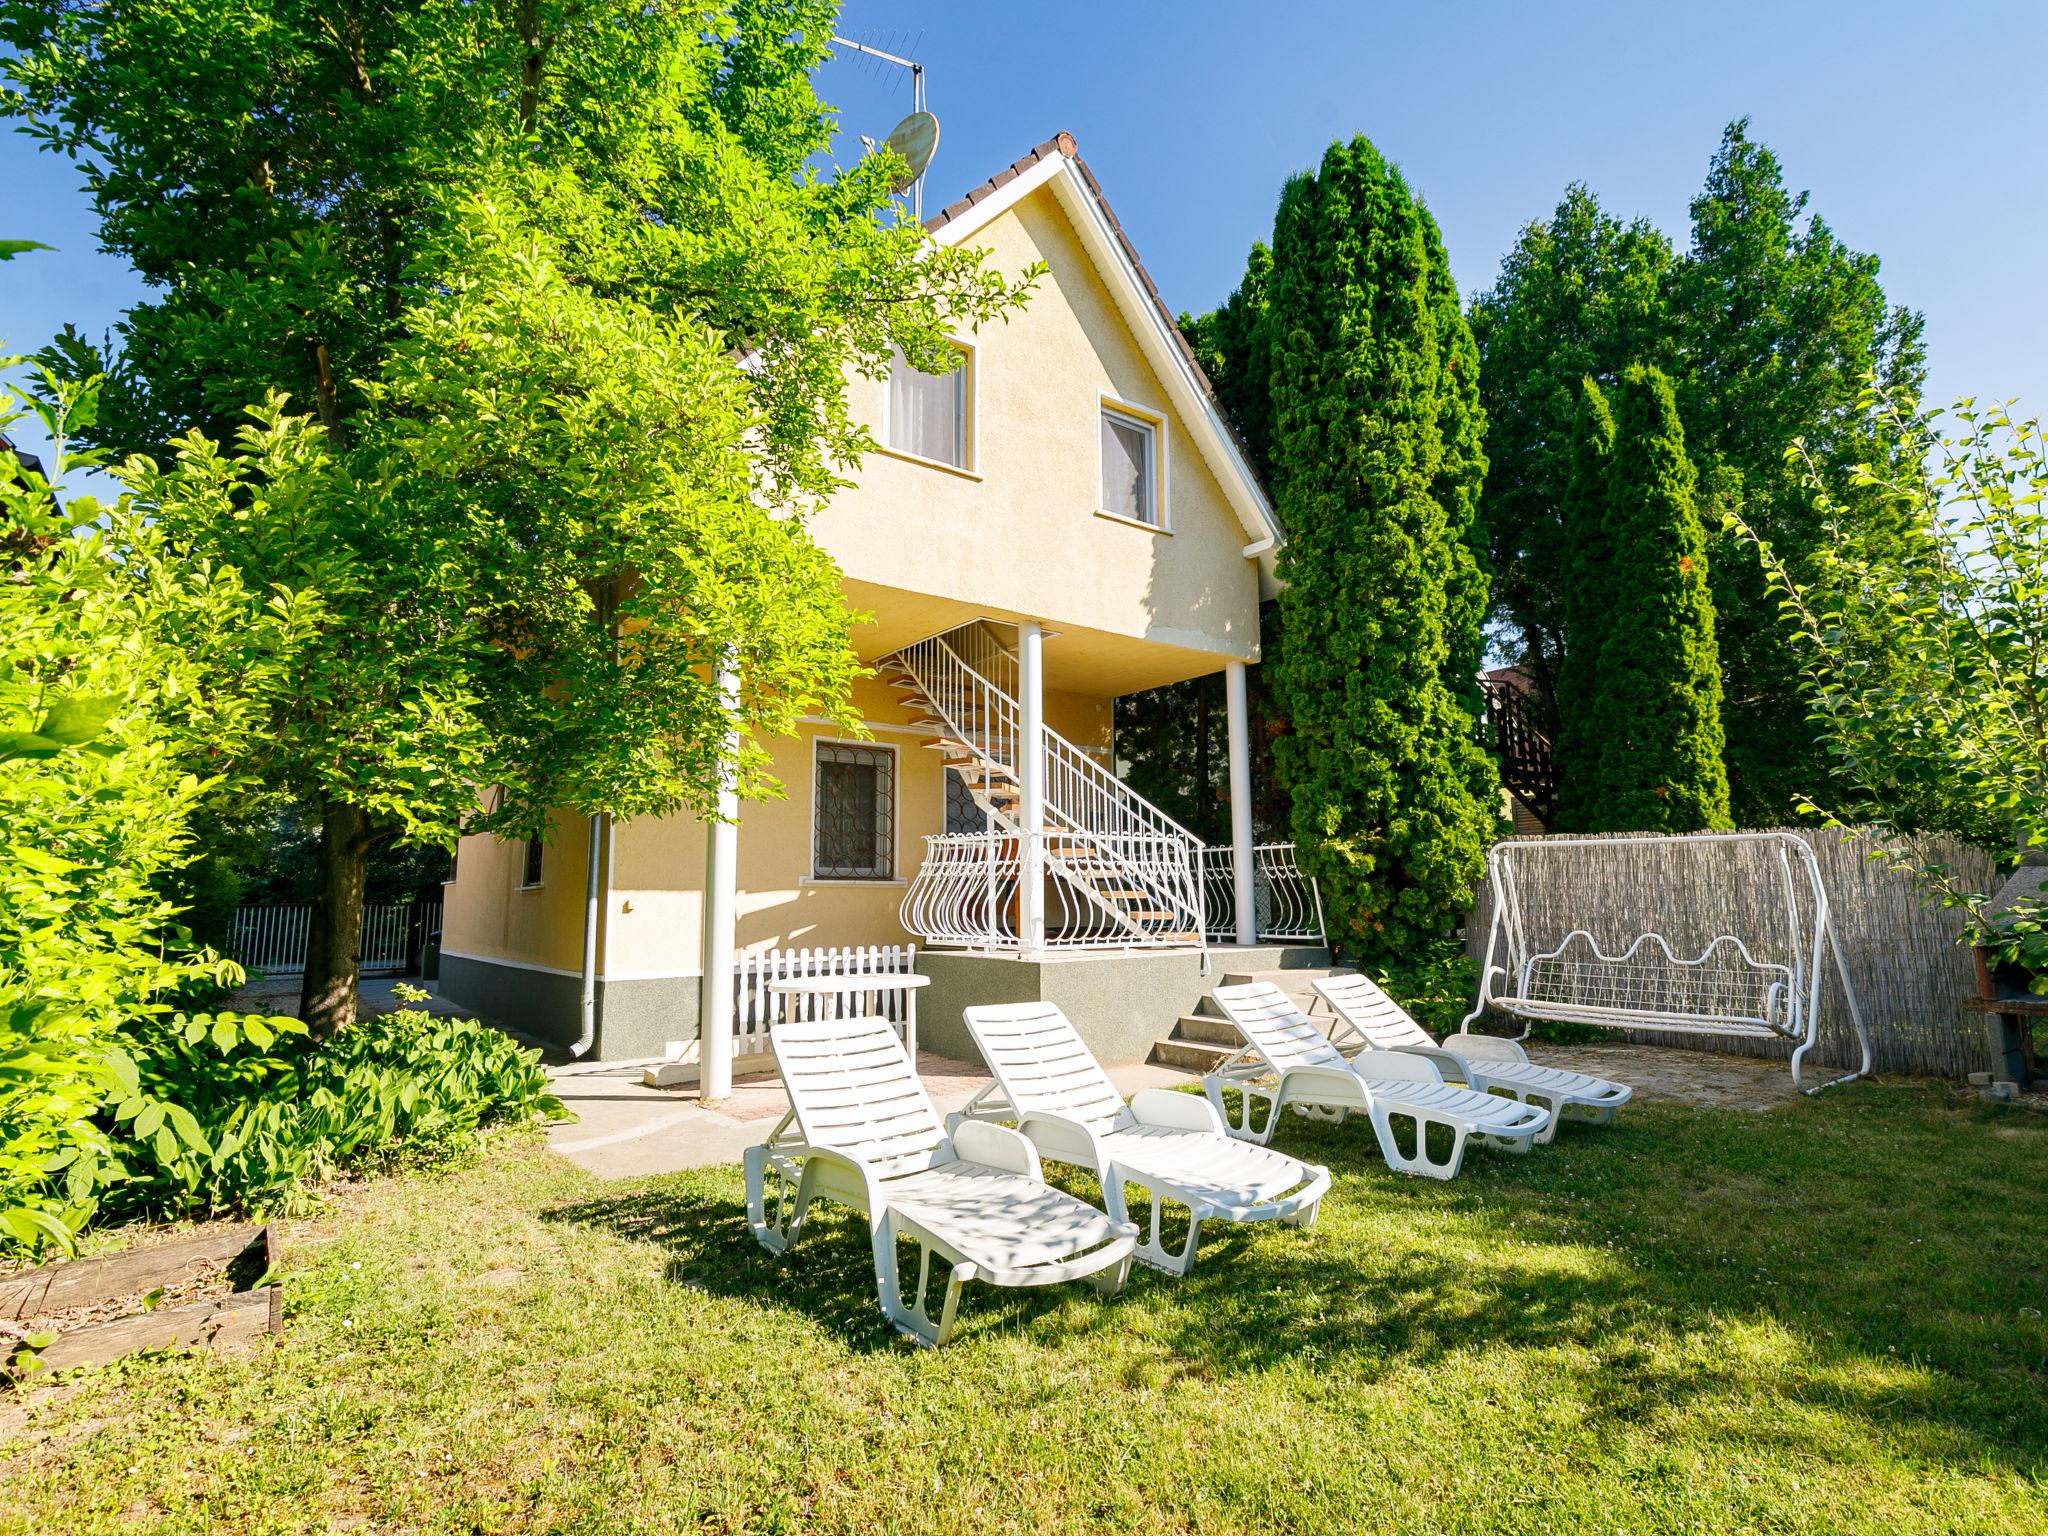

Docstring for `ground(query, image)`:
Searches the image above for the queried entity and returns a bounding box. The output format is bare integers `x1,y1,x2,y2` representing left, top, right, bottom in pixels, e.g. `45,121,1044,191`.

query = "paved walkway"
1524,1040,1805,1109
546,1052,1197,1178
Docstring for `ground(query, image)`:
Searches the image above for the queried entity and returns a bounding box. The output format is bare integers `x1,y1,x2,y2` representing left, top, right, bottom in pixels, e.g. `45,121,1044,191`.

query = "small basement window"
813,741,896,880
886,345,968,468
1100,405,1159,526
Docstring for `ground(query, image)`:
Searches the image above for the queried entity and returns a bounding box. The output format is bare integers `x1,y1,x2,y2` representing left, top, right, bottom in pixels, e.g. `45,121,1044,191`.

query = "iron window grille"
813,741,896,879
520,834,544,889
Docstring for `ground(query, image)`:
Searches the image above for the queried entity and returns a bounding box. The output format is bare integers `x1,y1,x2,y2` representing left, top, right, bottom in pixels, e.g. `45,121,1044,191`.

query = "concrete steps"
1145,963,1357,1072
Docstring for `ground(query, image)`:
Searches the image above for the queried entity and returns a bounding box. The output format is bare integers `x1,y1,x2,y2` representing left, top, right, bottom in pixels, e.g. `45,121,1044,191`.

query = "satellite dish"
882,110,939,193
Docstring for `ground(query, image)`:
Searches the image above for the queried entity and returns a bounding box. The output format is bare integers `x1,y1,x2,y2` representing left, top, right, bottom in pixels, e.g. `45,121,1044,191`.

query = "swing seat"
1462,831,1871,1093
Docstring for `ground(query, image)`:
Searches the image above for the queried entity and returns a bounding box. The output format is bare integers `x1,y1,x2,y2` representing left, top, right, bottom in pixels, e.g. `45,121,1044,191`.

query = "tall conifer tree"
1549,378,1616,832
1574,366,1732,832
1264,137,1499,958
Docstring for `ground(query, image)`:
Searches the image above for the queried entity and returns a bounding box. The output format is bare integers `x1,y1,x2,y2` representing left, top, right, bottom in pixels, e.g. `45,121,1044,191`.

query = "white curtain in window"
888,348,965,467
1101,410,1154,524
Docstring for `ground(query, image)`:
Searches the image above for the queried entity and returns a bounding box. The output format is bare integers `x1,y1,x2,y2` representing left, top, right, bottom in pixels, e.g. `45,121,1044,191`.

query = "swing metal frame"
1461,831,1872,1094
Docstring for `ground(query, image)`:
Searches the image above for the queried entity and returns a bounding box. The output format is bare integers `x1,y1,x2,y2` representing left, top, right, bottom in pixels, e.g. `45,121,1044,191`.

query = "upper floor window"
1100,404,1160,527
813,741,896,880
520,833,544,889
886,345,968,469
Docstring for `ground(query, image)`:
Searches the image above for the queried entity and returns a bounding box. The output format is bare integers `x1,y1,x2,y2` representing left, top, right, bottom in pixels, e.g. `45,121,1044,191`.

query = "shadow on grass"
545,1083,2048,1478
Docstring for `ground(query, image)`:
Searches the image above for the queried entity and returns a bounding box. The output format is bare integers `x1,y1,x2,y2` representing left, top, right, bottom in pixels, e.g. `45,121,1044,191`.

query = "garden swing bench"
1461,830,1872,1093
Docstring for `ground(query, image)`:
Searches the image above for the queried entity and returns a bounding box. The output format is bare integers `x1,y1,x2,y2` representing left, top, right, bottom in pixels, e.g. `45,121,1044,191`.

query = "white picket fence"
229,901,441,978
732,943,920,1061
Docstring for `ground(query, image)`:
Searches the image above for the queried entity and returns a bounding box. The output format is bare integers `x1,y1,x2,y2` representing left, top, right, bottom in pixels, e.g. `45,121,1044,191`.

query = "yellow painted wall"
810,184,1263,666
442,808,596,975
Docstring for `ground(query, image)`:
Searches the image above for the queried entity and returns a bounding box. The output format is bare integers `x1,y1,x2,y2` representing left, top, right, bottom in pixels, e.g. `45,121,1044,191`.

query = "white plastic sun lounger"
1312,973,1632,1144
1206,982,1552,1179
954,1002,1331,1276
744,1016,1136,1347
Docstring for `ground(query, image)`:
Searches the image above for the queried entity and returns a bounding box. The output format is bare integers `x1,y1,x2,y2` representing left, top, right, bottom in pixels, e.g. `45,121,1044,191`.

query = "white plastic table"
766,972,929,1061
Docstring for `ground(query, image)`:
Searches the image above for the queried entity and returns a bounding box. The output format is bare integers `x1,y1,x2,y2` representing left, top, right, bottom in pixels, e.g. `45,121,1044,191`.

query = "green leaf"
0,240,54,261
36,696,120,746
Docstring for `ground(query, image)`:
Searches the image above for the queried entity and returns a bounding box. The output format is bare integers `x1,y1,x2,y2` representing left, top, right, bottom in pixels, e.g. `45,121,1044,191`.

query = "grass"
4,1082,2046,1535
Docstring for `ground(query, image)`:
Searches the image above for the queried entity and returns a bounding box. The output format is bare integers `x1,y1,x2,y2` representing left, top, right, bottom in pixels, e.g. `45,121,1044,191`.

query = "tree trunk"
300,797,373,1038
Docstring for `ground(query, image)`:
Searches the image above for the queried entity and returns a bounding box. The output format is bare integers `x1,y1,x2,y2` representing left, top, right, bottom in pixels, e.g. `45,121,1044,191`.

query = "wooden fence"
732,943,920,1061
1463,828,1996,1078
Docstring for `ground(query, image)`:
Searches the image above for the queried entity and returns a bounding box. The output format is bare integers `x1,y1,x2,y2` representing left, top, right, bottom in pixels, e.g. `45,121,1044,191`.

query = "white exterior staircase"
885,623,1208,950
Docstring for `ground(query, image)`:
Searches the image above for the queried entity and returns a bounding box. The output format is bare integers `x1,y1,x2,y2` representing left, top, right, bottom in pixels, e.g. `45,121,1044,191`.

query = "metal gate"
229,901,441,978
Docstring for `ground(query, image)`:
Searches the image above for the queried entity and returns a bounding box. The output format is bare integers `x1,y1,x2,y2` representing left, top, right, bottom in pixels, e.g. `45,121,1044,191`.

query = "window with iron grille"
945,767,991,835
520,833,544,888
813,742,895,879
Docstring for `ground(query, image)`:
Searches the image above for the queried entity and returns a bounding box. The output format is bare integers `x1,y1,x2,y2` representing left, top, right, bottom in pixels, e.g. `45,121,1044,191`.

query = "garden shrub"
103,997,567,1222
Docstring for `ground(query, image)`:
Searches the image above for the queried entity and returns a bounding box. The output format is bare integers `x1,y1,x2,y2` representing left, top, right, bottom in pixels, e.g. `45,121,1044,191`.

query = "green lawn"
5,1083,2046,1535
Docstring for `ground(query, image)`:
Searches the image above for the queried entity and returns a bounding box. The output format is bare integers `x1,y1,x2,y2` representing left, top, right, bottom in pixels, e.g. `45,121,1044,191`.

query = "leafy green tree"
1568,366,1731,832
1264,137,1500,959
1180,241,1275,476
4,0,1035,1031
1471,123,1924,819
1549,378,1617,831
0,367,299,1252
1672,120,1927,821
1468,187,1674,732
1739,389,2048,986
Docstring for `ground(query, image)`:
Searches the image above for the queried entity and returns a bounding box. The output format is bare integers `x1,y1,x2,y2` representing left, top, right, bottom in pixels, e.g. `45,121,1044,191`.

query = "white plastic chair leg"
1111,1171,1209,1277
1368,1106,1468,1180
871,1214,970,1349
1207,1078,1281,1145
744,1145,813,1253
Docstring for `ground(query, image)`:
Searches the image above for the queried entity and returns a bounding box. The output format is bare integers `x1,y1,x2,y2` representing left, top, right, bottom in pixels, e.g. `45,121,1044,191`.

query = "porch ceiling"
842,578,1247,698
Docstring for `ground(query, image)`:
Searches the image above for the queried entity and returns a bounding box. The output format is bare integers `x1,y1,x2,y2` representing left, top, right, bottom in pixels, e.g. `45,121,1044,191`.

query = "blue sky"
7,0,2045,479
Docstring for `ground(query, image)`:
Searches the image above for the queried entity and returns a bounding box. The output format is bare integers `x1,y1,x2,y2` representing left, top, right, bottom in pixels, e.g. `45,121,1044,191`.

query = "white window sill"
799,875,908,889
516,883,544,892
1094,507,1170,535
872,444,983,481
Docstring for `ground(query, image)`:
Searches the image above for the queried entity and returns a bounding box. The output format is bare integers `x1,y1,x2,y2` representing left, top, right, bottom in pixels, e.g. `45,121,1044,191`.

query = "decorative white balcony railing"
1194,843,1328,943
901,831,1206,950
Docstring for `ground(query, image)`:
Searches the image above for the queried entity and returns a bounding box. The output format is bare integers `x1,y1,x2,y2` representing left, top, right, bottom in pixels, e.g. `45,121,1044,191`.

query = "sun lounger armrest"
1446,1032,1529,1065
1130,1088,1226,1136
951,1119,1044,1182
1393,1042,1478,1084
1013,1111,1108,1172
1279,1062,1377,1099
1347,1049,1445,1086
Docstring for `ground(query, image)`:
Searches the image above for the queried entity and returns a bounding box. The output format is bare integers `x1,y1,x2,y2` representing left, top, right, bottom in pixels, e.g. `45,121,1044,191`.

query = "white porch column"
699,657,741,1099
1225,660,1257,946
1017,621,1047,951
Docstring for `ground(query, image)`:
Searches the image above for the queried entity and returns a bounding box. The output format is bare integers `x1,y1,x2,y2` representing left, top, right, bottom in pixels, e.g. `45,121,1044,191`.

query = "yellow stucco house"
436,135,1328,1073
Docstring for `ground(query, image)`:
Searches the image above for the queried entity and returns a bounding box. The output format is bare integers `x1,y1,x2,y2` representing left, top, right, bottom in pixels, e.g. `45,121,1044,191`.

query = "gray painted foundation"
443,943,1328,1068
918,943,1331,1066
437,953,698,1061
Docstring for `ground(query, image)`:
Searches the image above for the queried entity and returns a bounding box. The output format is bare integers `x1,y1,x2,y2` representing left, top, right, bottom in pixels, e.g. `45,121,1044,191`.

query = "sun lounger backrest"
1312,974,1436,1051
770,1016,952,1179
1212,982,1350,1073
964,1002,1133,1136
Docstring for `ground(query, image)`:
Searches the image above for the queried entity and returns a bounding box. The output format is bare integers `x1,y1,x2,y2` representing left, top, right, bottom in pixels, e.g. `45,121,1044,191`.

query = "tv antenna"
831,34,938,222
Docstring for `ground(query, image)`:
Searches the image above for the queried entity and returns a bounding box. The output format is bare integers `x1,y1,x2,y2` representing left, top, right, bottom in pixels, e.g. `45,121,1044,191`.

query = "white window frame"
1095,392,1170,532
806,737,902,885
880,340,978,477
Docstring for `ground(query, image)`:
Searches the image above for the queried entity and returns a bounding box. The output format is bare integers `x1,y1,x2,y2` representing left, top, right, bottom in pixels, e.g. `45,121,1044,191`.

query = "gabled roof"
924,134,1282,563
